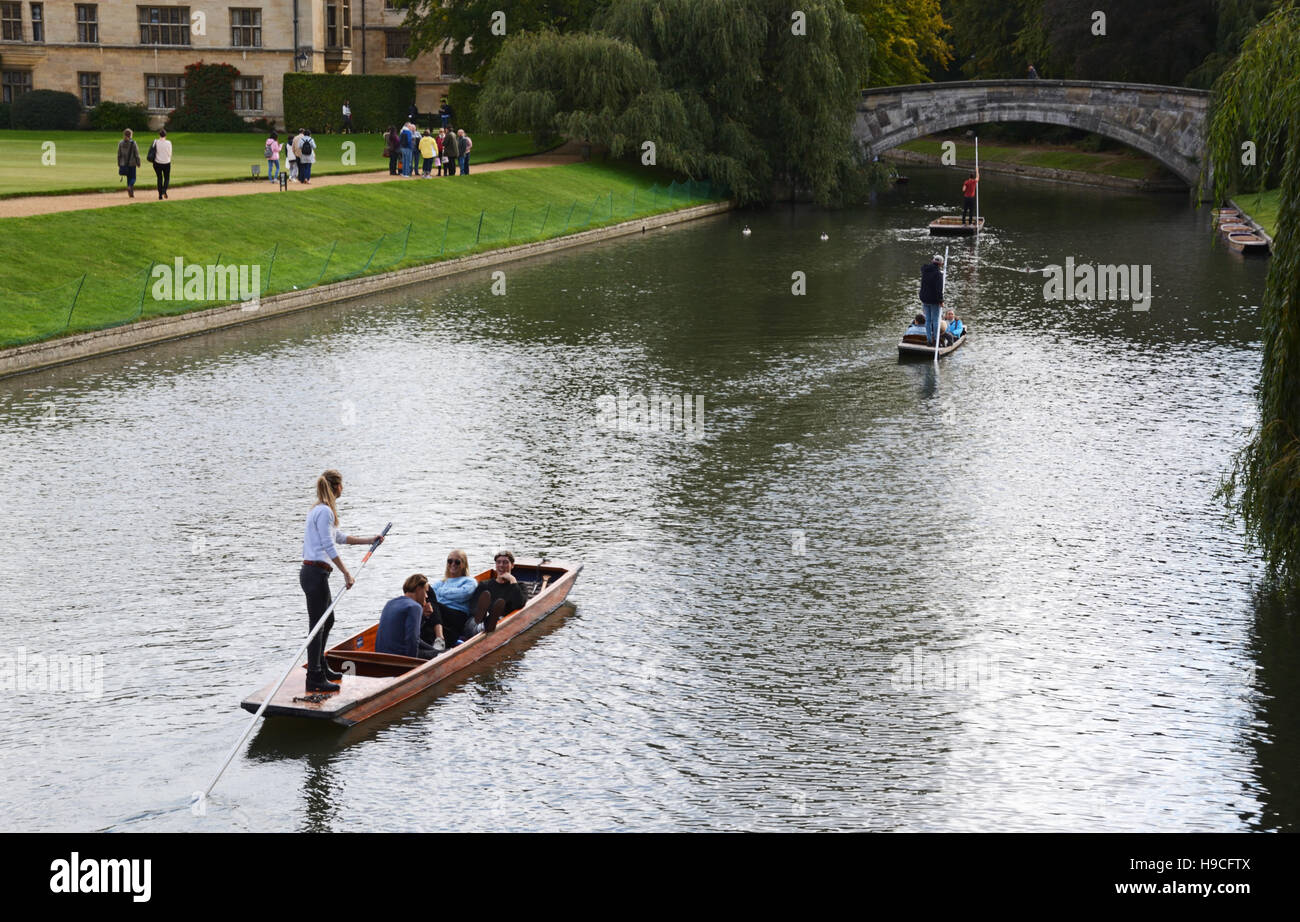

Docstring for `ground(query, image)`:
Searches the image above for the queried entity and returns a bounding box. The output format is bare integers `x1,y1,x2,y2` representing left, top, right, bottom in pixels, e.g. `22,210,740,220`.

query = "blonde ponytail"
315,469,342,526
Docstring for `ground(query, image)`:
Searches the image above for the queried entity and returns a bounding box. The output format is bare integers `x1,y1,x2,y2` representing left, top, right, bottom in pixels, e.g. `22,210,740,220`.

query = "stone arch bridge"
857,80,1210,186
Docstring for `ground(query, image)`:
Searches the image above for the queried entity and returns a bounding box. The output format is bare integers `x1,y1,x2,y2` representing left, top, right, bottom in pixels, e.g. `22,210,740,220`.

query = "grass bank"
894,137,1172,182
1233,188,1280,238
0,160,725,347
0,130,549,197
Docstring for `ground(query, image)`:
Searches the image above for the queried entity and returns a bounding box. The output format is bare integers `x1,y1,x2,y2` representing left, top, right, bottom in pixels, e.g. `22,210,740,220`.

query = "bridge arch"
856,80,1210,186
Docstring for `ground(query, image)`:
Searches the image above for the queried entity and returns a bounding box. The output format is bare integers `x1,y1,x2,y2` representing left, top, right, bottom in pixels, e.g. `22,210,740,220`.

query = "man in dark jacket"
919,255,945,345
467,550,525,636
442,129,461,177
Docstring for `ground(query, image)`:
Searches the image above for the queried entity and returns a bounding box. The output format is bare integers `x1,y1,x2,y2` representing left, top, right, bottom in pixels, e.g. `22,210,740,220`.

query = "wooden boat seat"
901,333,929,344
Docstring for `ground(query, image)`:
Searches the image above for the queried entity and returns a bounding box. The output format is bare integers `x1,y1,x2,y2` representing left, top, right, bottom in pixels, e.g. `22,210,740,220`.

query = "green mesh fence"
0,179,728,349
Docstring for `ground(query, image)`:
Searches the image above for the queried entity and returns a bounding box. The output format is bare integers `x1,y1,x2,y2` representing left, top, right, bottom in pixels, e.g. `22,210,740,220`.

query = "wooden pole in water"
936,245,949,363
975,136,980,235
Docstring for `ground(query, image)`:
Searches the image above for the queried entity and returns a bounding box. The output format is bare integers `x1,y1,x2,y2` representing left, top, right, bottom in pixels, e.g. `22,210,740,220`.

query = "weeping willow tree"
1205,2,1300,590
477,0,876,204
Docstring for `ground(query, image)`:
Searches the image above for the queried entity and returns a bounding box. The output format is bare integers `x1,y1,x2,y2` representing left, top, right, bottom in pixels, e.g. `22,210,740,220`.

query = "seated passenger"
376,574,445,659
467,549,526,636
904,312,927,338
944,307,964,339
425,549,477,647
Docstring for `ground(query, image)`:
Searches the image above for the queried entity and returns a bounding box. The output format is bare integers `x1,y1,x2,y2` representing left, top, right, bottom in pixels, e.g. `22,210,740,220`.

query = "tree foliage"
940,0,1049,78
479,0,875,204
394,0,609,81
846,0,952,86
1204,2,1300,589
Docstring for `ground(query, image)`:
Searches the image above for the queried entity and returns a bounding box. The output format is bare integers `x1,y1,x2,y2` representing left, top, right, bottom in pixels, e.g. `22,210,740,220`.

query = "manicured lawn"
0,160,724,347
896,138,1169,182
1235,188,1279,238
0,130,551,197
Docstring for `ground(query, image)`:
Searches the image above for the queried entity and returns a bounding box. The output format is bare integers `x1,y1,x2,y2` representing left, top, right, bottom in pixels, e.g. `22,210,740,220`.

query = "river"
0,165,1291,832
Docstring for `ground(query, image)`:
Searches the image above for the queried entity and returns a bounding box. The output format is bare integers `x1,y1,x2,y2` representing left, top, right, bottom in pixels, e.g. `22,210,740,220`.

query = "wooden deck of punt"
1226,232,1270,255
899,330,968,358
928,216,984,236
240,558,581,725
1218,223,1252,234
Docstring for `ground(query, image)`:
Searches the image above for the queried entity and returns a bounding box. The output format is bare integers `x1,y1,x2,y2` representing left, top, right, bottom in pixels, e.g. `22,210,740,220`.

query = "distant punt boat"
1226,232,1269,255
929,216,984,236
240,558,582,726
899,329,968,359
1217,222,1251,235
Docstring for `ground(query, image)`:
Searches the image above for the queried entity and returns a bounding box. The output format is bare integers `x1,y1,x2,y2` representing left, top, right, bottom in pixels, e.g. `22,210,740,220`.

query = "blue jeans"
267,159,279,181
923,303,941,343
401,148,413,175
299,161,312,182
459,153,469,175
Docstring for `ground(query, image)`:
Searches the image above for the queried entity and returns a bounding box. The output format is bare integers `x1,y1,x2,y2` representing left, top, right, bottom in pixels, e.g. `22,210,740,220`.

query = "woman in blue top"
425,549,478,646
300,469,384,693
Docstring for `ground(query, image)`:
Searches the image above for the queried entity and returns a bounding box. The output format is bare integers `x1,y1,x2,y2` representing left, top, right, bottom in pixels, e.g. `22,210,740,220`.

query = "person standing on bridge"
1027,63,1040,79
919,255,945,346
961,169,979,225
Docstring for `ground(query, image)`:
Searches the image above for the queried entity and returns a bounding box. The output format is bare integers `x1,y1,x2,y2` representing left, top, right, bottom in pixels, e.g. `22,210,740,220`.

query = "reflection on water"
0,165,1293,831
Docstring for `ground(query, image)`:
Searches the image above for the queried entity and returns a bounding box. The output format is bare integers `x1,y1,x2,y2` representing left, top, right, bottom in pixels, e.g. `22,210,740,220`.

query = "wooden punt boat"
1217,222,1252,234
241,558,582,725
1226,232,1270,255
899,329,968,358
929,216,984,236
1212,208,1240,219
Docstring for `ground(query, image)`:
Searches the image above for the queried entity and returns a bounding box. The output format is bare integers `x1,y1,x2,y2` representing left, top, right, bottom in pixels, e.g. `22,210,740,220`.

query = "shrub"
166,61,247,132
283,73,415,133
88,101,152,133
445,82,480,132
12,90,83,130
0,102,10,129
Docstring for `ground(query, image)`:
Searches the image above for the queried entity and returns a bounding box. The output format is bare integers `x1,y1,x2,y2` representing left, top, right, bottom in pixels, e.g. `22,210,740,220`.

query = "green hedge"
0,102,10,129
283,73,415,133
12,90,82,130
88,101,151,133
445,82,480,132
167,62,247,132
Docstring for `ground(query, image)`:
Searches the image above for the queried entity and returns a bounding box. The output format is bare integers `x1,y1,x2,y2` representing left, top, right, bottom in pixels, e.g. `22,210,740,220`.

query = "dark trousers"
961,196,975,223
153,162,171,198
389,153,398,175
299,565,334,679
429,600,472,645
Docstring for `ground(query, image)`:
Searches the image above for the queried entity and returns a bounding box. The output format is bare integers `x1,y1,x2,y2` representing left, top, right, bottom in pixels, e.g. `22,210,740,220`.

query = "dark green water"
0,165,1291,831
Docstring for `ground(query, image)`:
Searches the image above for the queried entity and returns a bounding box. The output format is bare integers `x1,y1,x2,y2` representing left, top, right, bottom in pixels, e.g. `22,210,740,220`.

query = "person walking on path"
457,129,473,175
147,128,172,200
117,129,141,199
286,130,299,181
265,130,281,183
342,99,353,134
961,168,979,225
299,469,385,694
919,255,945,346
298,129,316,184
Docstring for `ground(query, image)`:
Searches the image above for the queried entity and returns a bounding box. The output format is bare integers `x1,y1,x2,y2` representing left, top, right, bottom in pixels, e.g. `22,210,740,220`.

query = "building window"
78,72,100,107
2,70,31,102
76,4,98,43
145,73,185,109
230,8,260,47
138,6,190,46
1,3,22,41
29,2,41,41
384,0,401,10
440,53,458,78
327,2,351,49
387,30,411,59
233,75,261,111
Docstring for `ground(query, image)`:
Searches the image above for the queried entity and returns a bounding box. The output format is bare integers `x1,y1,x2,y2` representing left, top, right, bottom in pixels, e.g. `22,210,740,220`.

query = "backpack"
264,140,274,159
300,137,314,157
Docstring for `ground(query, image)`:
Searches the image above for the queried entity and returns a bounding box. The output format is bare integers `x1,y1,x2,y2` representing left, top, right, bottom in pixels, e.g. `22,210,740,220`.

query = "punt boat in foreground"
1226,232,1270,255
899,329,968,359
241,558,582,726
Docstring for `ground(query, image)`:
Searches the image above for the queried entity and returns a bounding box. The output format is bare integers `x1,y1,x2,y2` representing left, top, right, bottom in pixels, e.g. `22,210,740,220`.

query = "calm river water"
1,166,1293,832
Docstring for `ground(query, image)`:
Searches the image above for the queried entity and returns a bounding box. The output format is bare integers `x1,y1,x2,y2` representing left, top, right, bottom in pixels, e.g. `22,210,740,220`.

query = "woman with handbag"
147,128,172,200
116,129,141,199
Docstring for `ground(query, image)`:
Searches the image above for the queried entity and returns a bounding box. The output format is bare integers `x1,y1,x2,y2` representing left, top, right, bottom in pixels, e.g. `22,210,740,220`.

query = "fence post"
584,196,596,226
539,203,551,236
265,242,279,294
135,263,155,320
438,217,449,257
475,210,485,245
507,205,517,242
400,222,412,261
63,273,88,332
562,201,576,232
609,191,614,220
314,241,338,286
632,187,636,214
360,234,387,274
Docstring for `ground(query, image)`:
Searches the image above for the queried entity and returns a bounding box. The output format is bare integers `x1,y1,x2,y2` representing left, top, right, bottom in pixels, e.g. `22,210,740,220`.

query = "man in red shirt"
961,169,979,225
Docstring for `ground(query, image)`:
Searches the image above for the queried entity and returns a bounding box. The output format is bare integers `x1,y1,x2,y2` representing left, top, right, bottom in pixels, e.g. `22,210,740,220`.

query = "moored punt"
929,216,984,236
1226,232,1270,255
899,329,968,359
1212,208,1240,219
240,558,582,725
1217,222,1252,235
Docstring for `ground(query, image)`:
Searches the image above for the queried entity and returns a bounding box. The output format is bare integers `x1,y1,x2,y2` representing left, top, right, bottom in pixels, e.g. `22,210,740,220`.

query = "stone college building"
0,1,456,126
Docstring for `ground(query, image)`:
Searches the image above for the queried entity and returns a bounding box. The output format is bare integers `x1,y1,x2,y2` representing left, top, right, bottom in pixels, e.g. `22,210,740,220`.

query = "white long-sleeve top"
302,503,349,563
